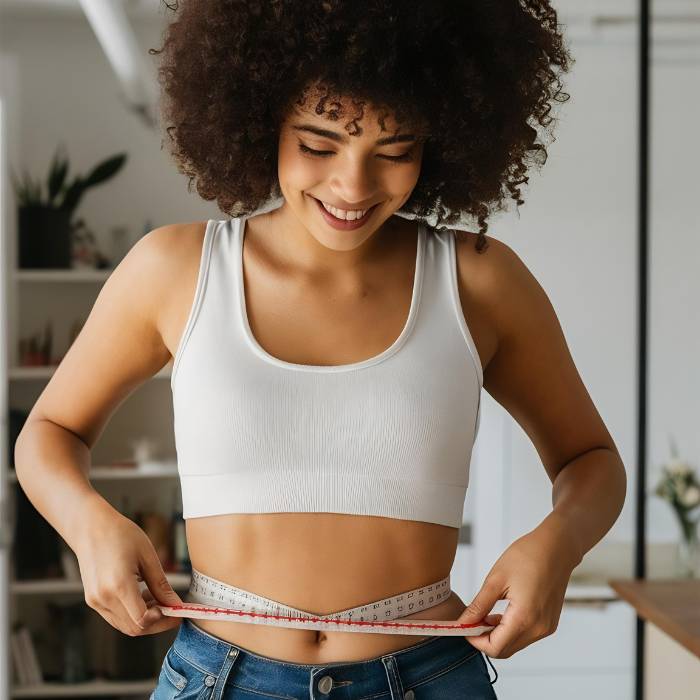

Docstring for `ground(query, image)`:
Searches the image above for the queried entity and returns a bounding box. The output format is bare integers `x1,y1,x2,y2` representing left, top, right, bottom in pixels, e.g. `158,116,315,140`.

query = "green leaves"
47,143,70,207
10,144,128,218
82,154,128,189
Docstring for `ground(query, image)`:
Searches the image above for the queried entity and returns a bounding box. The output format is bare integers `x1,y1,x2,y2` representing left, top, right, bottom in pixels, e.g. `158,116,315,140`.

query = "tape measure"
156,569,495,637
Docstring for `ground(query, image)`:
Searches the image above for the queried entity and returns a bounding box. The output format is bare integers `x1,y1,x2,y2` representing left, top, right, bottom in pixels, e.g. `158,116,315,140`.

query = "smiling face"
274,89,426,253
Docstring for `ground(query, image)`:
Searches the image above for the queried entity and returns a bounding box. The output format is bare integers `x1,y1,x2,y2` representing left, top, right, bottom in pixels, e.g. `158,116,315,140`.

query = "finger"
459,576,504,625
139,605,184,635
136,573,185,633
466,613,502,649
140,585,163,612
114,596,154,635
119,580,151,630
94,600,145,637
139,547,184,609
110,595,182,636
466,600,523,657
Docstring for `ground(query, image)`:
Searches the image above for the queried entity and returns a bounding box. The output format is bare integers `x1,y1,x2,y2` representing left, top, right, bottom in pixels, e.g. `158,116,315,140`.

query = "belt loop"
209,645,241,700
381,655,406,700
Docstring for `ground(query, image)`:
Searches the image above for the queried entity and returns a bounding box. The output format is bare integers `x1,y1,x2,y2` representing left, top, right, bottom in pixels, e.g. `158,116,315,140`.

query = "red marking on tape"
164,604,487,630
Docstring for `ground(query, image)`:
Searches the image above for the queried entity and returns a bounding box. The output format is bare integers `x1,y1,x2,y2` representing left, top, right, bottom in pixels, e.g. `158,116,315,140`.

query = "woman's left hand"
456,516,581,659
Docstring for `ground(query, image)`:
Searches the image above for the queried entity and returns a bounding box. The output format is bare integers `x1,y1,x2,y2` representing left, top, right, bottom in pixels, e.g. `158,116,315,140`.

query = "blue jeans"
151,618,498,699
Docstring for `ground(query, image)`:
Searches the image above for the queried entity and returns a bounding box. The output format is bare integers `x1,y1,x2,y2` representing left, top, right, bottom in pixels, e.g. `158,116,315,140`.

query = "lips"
310,195,379,231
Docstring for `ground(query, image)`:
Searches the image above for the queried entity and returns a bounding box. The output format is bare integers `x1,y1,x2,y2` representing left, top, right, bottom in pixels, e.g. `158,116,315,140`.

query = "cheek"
278,147,323,188
382,163,422,196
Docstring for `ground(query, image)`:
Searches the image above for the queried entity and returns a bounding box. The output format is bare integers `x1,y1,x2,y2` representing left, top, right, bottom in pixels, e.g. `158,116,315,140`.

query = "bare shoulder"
133,220,207,288
453,229,561,342
452,228,569,376
453,228,619,475
133,220,209,355
452,228,528,300
451,229,526,374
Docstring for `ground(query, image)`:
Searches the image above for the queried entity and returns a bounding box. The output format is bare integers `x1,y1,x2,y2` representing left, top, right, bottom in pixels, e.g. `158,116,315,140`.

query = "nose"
328,159,378,208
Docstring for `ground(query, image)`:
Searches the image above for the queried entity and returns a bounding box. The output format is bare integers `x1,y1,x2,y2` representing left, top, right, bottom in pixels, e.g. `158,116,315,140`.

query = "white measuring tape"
156,569,495,637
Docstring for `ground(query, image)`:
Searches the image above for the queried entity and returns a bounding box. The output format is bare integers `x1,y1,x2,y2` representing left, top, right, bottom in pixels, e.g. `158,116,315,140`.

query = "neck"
260,200,401,279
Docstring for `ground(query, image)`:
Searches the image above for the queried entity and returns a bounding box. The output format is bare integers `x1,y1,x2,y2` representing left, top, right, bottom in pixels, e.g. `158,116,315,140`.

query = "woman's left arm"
453,234,627,659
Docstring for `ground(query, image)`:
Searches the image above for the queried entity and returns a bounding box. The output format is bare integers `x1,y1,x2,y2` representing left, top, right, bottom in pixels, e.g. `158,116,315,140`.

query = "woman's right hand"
73,495,186,636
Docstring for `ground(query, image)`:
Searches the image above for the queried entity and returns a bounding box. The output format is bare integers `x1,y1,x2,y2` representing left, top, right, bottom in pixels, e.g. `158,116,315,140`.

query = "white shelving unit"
4,261,187,699
11,679,161,699
13,268,112,283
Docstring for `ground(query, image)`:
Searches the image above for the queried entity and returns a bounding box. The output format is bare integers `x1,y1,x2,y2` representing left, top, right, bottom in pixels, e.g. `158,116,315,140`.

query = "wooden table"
609,579,700,699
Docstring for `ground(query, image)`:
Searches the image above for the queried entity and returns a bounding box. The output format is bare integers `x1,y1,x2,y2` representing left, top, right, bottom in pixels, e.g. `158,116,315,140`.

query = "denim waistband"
171,617,481,697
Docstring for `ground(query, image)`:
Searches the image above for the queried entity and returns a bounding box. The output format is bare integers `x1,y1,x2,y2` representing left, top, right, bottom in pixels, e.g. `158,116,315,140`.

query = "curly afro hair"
150,0,574,253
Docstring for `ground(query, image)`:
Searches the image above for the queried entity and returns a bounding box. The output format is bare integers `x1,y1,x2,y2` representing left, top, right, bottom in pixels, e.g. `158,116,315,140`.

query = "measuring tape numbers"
156,569,495,637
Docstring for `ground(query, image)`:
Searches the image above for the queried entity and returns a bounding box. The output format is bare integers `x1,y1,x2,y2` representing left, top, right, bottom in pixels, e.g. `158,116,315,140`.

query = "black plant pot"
18,205,73,269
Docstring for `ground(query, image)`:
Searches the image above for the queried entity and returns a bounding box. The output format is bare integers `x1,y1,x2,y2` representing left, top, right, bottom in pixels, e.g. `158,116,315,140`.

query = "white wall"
647,52,700,545
467,26,638,588
0,13,219,259
466,7,700,589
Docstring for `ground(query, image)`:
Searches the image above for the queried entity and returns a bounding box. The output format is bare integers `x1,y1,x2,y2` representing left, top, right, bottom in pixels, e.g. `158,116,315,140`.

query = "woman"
14,1,627,699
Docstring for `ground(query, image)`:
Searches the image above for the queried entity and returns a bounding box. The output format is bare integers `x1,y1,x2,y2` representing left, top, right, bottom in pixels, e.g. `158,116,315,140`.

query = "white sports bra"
170,216,483,528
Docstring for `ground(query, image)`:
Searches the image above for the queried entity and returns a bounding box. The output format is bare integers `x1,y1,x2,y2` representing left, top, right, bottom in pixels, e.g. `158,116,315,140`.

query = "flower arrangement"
654,437,700,577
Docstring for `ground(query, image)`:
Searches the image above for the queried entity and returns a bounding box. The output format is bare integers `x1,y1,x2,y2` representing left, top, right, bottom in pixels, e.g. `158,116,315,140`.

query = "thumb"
459,577,503,625
139,547,184,609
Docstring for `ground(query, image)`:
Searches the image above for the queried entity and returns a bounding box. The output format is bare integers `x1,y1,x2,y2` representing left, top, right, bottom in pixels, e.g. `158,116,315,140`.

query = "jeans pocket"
152,647,213,700
406,649,498,699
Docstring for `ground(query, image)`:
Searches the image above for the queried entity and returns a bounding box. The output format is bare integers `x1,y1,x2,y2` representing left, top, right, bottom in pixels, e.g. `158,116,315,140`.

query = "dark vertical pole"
636,1,650,699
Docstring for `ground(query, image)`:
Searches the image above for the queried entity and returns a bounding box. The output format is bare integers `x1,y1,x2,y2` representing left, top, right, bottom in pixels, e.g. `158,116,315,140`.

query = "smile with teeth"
319,199,372,221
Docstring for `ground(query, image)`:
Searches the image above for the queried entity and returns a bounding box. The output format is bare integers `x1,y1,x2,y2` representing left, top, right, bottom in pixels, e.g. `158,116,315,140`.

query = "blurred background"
0,1,698,699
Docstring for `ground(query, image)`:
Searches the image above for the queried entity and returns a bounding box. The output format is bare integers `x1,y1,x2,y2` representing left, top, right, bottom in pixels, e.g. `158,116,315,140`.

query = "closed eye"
297,142,414,163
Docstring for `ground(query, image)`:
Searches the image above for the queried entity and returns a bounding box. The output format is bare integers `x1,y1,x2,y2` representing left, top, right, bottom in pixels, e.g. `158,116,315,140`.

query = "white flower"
667,458,692,477
680,486,700,509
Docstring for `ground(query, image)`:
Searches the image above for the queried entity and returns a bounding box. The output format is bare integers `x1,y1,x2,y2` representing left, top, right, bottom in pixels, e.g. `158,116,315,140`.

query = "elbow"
612,452,628,520
13,422,37,485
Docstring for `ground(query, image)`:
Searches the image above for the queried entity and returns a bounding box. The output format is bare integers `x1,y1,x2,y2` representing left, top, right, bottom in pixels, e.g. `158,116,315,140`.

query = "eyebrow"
291,123,416,146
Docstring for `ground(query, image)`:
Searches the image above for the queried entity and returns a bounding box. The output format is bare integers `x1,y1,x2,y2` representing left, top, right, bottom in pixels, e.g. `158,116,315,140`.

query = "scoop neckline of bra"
235,215,426,373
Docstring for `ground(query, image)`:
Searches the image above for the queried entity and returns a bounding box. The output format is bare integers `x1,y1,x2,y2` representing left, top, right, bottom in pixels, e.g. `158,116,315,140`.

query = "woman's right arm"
13,222,199,636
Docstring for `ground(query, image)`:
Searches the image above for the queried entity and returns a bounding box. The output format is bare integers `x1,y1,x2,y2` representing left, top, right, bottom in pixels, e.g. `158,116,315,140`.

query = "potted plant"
10,143,127,268
653,436,700,578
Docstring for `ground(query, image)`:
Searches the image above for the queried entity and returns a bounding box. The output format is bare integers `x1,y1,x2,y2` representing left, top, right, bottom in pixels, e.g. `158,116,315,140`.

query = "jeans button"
404,691,415,700
318,675,334,694
204,676,216,687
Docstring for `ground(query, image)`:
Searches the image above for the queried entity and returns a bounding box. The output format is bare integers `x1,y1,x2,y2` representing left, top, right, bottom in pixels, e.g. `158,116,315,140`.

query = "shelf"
13,268,113,283
11,677,156,698
9,364,172,380
11,572,192,595
564,581,619,602
7,464,178,482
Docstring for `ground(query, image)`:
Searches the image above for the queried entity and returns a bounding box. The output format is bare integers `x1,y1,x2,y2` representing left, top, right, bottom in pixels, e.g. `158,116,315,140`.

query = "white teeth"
320,200,368,221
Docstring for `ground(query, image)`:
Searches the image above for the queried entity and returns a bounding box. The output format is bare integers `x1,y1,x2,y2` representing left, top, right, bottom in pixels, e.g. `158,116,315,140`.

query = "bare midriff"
185,512,468,664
